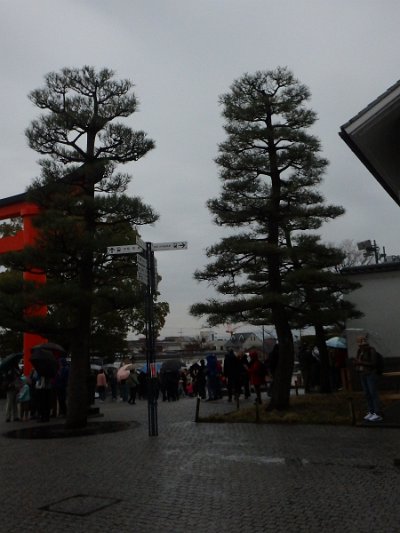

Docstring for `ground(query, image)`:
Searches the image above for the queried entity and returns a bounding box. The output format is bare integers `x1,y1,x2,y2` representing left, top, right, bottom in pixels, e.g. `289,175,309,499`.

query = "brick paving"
1,395,400,532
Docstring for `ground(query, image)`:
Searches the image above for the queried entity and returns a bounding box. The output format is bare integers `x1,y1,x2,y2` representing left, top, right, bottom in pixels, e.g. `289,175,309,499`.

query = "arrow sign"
136,236,146,250
137,264,148,285
137,272,148,285
151,241,188,251
137,263,147,275
107,244,142,255
152,257,158,289
136,254,147,269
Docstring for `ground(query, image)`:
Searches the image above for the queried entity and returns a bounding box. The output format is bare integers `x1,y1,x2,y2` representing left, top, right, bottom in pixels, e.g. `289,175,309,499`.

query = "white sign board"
137,264,148,285
152,241,188,251
136,254,147,269
137,263,147,275
153,257,158,289
107,244,142,255
137,273,148,285
136,236,146,250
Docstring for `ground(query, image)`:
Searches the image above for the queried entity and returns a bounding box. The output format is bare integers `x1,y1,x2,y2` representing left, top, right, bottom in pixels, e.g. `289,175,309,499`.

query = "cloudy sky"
1,0,400,339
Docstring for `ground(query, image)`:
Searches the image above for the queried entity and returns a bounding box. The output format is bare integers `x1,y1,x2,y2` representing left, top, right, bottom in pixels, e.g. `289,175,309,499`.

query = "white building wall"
345,269,400,358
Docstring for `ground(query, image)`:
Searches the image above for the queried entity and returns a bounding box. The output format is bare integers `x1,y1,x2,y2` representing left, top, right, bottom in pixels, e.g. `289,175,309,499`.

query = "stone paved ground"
1,395,400,532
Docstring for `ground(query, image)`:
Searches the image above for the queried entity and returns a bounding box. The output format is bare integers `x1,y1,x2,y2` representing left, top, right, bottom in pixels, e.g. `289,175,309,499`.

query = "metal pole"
145,242,158,436
195,396,201,422
262,325,265,360
373,240,379,264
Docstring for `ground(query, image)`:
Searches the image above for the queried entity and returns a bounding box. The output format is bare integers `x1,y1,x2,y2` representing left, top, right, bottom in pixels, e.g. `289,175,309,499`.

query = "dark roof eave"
340,78,400,130
339,129,400,207
0,192,27,208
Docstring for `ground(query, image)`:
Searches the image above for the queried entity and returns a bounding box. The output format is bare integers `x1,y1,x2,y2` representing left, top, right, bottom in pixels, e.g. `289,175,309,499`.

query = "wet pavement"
1,395,400,532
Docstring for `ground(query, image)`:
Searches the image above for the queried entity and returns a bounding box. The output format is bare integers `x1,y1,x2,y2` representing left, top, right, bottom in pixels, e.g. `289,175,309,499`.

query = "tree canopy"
191,67,357,407
0,67,164,427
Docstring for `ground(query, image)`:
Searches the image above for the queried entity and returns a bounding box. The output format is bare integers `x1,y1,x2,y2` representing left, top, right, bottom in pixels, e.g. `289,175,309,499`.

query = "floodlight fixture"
356,239,386,264
357,240,372,251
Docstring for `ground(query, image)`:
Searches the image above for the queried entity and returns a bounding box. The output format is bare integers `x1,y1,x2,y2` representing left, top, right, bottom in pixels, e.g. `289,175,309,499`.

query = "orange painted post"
22,269,47,376
21,205,47,375
0,197,47,375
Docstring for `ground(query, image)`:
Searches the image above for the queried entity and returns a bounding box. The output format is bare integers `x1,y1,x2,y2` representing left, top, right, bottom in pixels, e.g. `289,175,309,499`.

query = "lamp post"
357,239,386,264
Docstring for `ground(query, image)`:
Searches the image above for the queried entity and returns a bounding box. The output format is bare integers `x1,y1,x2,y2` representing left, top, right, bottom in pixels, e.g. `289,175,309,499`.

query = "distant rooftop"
342,260,400,275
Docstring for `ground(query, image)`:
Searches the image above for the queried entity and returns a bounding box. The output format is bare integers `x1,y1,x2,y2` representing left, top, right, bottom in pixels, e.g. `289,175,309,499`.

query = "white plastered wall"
344,269,400,359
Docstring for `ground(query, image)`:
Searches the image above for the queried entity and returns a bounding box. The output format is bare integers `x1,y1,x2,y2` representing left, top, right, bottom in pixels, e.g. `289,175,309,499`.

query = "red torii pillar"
0,193,47,375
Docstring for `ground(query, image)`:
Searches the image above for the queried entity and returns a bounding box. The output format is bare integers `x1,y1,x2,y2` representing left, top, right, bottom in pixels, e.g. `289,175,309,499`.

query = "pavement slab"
1,396,400,532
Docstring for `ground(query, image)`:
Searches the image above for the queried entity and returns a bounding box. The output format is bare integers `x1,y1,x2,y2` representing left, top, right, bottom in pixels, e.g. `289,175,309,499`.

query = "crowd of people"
187,350,274,404
2,356,70,423
4,337,383,423
1,348,281,422
102,340,382,426
297,342,348,393
91,351,275,406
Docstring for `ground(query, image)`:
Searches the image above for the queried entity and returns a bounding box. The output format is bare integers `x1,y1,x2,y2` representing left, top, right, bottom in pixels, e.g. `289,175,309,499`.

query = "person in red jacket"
247,351,266,405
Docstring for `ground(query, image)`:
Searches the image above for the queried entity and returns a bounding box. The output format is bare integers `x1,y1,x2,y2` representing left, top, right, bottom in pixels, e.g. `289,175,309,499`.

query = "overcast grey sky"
1,0,400,339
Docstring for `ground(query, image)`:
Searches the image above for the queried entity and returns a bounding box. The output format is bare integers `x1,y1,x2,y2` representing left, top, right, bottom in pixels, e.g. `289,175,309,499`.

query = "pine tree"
283,233,362,392
0,67,160,428
191,67,348,409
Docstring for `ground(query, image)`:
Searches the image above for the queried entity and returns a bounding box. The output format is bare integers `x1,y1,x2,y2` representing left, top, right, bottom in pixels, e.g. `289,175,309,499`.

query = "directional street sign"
136,236,146,250
136,254,147,269
108,241,188,254
137,264,148,285
137,263,147,276
151,241,188,251
107,244,142,255
152,257,158,289
107,237,187,437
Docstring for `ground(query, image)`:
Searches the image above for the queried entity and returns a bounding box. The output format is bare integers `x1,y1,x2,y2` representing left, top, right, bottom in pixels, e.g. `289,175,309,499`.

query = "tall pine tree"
191,67,349,409
283,233,362,392
0,67,161,428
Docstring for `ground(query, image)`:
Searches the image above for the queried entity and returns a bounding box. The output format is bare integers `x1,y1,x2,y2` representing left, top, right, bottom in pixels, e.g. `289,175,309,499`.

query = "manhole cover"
40,494,121,516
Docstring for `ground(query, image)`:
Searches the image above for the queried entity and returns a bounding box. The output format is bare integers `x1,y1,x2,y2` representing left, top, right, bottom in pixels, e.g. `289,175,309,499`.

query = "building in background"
342,261,400,363
341,80,400,367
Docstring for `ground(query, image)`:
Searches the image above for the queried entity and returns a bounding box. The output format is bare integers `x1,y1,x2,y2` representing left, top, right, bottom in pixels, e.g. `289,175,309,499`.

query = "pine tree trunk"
265,143,295,410
65,176,95,429
267,309,294,410
66,343,89,428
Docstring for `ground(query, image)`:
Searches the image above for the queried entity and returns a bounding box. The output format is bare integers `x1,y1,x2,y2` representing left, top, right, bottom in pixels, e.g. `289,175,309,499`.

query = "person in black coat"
237,352,251,399
194,360,207,400
223,350,241,402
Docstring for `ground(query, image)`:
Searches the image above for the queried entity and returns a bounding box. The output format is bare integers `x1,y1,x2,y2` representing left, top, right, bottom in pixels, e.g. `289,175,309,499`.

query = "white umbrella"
326,337,347,349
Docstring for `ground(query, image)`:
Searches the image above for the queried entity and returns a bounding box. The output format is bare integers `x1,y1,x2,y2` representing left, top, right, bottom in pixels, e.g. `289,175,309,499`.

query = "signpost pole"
145,242,158,436
107,238,188,437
